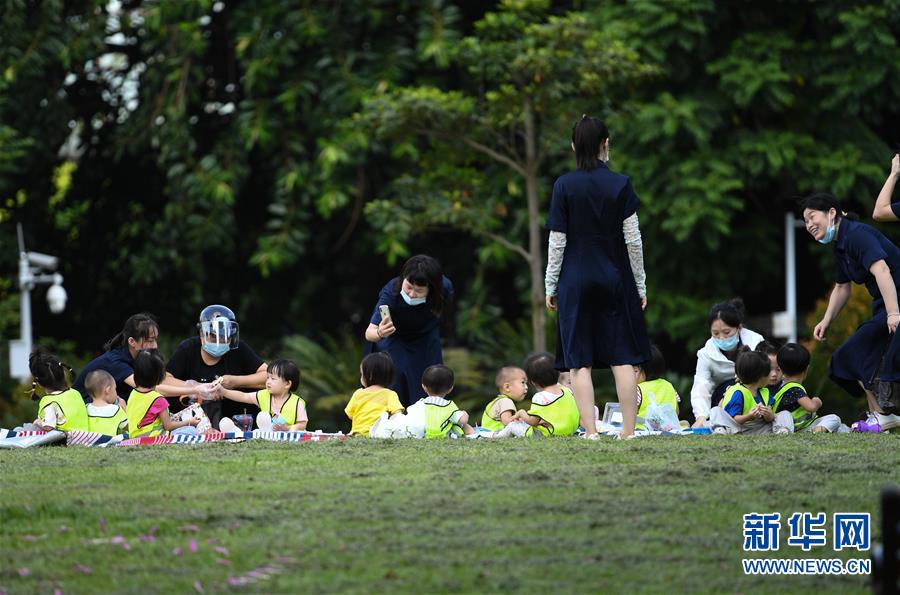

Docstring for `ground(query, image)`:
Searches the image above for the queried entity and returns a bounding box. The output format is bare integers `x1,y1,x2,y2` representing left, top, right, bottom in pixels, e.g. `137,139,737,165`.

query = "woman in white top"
690,299,764,427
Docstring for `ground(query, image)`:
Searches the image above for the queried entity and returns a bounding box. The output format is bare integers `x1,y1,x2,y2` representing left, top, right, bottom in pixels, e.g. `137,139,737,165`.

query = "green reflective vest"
773,381,816,430
423,397,461,439
87,405,129,436
127,389,166,438
526,386,579,436
255,390,306,425
481,395,514,432
37,388,89,432
636,378,680,428
723,384,772,417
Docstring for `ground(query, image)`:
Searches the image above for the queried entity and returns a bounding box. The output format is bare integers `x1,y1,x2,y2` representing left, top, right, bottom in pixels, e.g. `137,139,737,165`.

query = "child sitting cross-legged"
127,349,200,438
709,349,792,435
515,352,580,437
480,366,528,431
772,343,842,433
345,353,404,436
419,364,475,439
85,369,128,436
218,358,308,433
26,347,88,432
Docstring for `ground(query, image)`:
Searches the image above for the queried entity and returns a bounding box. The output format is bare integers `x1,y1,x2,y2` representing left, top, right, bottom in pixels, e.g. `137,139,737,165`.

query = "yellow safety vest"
526,386,580,436
88,405,129,436
773,381,816,430
255,390,305,426
37,388,89,432
481,395,514,432
637,378,680,429
127,389,166,437
423,397,462,439
722,384,772,417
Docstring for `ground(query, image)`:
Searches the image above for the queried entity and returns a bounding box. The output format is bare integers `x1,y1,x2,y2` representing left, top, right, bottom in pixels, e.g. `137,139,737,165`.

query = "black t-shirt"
72,347,136,402
166,337,265,424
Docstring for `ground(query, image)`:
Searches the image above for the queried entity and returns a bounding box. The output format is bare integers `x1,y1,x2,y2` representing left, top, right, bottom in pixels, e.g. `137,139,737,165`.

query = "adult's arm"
870,260,900,333
690,351,715,425
871,154,900,222
219,387,259,405
365,281,397,342
544,231,566,310
813,282,852,341
219,362,268,390
623,213,647,306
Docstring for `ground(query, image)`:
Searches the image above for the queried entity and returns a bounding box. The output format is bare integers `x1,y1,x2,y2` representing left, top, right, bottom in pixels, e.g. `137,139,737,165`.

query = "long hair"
103,312,159,352
395,254,446,316
571,115,609,171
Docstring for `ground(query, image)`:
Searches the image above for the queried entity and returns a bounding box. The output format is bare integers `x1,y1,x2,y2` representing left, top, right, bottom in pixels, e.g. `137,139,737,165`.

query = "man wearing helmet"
166,305,268,429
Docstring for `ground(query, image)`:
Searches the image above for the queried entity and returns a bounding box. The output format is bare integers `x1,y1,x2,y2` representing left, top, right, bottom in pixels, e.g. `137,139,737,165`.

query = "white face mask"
401,291,426,306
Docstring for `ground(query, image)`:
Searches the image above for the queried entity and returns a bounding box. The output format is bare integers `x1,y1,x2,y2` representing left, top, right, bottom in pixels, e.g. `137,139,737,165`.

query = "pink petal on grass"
139,534,156,543
72,564,92,575
227,576,240,586
213,546,229,556
193,580,204,593
188,539,198,553
216,558,232,566
17,568,30,577
205,537,218,545
172,547,183,556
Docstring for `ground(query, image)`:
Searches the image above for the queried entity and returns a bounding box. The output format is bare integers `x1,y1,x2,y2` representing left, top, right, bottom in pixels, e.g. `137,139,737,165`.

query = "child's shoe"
851,414,882,433
873,411,900,430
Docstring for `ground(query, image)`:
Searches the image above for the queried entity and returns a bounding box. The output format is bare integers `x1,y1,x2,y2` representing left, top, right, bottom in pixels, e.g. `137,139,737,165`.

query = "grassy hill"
1,435,896,593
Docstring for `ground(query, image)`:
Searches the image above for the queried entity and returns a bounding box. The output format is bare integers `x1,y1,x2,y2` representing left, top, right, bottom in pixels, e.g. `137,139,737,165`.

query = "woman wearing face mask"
690,299,764,428
365,254,454,407
805,193,900,431
166,304,268,429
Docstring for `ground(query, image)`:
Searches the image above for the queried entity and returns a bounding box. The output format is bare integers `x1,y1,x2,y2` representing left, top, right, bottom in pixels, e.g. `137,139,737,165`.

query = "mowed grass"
0,435,896,594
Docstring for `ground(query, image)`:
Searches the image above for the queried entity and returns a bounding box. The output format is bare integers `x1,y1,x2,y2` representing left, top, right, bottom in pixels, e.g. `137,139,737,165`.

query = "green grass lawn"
0,435,896,594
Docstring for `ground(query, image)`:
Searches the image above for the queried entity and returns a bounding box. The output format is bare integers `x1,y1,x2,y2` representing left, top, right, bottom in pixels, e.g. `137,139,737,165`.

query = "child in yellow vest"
480,366,528,431
218,359,308,432
635,345,682,430
773,343,842,433
709,350,792,434
418,364,475,438
85,370,128,436
345,353,404,436
515,352,580,437
27,347,88,432
127,349,200,437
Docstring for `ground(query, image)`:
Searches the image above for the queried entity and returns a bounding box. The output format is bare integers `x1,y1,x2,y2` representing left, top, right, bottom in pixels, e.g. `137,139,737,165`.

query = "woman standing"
689,299,764,427
365,255,454,407
805,193,900,430
544,115,651,439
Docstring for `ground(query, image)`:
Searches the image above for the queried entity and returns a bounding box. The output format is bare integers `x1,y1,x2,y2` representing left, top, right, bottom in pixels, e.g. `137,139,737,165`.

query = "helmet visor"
199,318,239,350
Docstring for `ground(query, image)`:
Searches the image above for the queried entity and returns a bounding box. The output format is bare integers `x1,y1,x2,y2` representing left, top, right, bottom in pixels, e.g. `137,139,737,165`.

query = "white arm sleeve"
690,353,715,420
545,231,566,297
623,213,646,299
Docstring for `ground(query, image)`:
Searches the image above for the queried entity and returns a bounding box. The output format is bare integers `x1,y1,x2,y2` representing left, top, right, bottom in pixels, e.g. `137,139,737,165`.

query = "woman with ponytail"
805,192,900,430
544,115,651,439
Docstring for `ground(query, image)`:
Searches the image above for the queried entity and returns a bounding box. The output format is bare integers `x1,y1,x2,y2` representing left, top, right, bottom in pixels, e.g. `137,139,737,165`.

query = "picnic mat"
0,429,348,448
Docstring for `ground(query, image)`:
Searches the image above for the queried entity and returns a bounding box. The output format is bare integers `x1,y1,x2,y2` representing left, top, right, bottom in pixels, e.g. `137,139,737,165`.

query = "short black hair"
495,366,524,390
269,358,300,393
84,369,115,397
133,348,166,388
708,298,744,328
523,352,559,389
735,350,771,385
28,346,73,393
361,352,394,388
754,340,779,356
639,345,666,382
777,343,811,377
422,364,454,396
397,254,445,316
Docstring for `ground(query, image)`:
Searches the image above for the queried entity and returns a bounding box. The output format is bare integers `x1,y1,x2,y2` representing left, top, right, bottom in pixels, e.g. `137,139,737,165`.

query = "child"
85,369,128,436
773,343,842,433
515,352,580,437
28,347,88,432
481,366,528,431
345,353,404,436
218,358,308,432
709,350,792,434
126,349,199,437
635,345,682,430
754,341,784,392
419,364,475,438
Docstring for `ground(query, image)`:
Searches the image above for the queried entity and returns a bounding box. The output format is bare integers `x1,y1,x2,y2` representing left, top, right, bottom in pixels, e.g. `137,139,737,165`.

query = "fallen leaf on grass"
188,539,198,553
17,568,30,577
213,546,229,556
193,580,204,593
21,534,45,542
172,547,183,556
99,516,106,532
216,558,232,566
180,524,200,533
72,564,92,575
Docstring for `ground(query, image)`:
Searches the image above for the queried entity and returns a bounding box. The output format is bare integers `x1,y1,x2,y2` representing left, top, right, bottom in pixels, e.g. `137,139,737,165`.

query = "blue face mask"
817,220,836,245
203,342,230,358
401,291,427,306
712,335,740,351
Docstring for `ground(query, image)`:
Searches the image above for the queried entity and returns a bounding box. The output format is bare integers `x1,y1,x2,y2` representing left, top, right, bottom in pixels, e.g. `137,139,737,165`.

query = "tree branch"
462,138,527,177
475,229,533,263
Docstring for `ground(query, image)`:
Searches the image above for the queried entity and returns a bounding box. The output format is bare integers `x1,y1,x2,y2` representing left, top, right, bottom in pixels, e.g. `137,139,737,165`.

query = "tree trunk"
523,99,546,352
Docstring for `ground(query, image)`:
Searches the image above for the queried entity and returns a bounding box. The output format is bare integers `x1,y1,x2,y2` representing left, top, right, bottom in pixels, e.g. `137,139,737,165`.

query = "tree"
346,0,653,351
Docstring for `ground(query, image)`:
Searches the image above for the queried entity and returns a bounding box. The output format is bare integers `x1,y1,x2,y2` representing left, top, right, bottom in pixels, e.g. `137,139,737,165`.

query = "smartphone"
379,304,391,321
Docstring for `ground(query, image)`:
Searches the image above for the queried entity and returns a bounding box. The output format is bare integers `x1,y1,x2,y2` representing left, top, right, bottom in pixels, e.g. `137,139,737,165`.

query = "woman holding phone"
364,254,454,406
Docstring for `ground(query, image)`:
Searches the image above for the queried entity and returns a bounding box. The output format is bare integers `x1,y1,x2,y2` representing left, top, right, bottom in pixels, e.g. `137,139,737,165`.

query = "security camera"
27,251,59,270
46,280,67,314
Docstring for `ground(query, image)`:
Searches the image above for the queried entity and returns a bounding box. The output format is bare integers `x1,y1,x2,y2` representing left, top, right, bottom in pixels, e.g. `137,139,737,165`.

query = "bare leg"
570,367,597,435
611,364,638,437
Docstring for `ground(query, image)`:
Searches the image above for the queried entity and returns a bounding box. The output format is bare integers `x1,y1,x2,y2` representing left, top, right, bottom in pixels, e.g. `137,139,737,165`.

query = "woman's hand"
891,153,900,178
377,317,396,339
813,319,829,341
545,295,557,311
641,296,647,311
888,313,900,334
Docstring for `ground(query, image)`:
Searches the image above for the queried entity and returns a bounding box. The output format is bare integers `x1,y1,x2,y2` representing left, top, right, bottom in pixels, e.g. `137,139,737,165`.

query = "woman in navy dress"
544,116,652,438
805,192,900,430
364,255,454,407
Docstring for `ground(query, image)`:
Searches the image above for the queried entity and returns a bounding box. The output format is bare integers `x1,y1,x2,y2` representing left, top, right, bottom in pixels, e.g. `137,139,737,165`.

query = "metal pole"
785,212,798,343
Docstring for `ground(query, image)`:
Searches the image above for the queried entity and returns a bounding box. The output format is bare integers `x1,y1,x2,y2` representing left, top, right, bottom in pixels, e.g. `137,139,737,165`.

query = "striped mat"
0,428,348,448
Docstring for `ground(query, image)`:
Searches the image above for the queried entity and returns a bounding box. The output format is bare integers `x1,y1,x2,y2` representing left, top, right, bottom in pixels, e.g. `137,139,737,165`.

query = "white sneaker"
712,426,728,435
874,411,900,430
773,427,790,435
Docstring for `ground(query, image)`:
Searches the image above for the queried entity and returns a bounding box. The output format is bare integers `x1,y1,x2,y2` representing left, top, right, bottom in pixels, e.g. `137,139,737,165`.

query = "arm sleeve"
853,227,889,271
344,392,358,419
690,352,715,419
545,179,568,233
891,202,900,220
545,231,567,297
623,213,646,298
294,401,308,423
723,393,743,418
387,392,404,413
166,342,190,379
620,178,640,220
235,342,264,373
